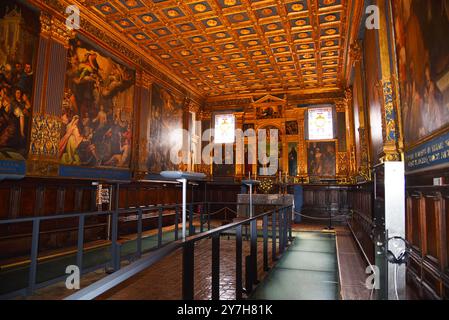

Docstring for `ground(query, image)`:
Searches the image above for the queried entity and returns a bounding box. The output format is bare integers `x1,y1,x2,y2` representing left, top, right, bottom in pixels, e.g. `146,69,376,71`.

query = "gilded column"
376,0,403,162
297,108,307,179
344,87,357,176
350,41,371,180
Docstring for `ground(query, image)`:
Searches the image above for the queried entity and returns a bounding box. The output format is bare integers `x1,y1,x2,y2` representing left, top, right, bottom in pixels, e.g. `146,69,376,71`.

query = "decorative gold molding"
40,11,73,46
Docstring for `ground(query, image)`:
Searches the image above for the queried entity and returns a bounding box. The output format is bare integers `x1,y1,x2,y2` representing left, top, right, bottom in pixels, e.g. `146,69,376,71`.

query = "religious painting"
392,0,449,146
0,1,39,160
61,35,135,168
307,141,336,177
285,120,298,135
288,142,298,176
146,82,184,173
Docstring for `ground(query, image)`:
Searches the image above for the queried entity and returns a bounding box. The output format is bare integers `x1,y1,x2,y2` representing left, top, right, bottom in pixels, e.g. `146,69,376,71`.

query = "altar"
237,193,294,218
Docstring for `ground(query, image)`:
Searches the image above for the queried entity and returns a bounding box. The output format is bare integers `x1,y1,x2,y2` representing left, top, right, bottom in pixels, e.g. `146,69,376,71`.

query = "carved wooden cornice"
40,11,73,46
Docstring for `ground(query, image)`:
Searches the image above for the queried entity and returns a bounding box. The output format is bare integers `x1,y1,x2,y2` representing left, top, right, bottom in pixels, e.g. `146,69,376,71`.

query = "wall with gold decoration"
0,0,203,181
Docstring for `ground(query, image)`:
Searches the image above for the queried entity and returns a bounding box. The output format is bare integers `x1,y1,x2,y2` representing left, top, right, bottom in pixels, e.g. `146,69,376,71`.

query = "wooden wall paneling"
43,186,58,216
64,187,76,213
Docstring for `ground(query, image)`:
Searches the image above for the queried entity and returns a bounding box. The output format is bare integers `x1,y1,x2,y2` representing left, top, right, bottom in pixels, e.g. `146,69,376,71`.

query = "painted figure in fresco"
59,115,84,165
323,144,336,176
288,145,297,176
61,36,135,168
0,95,21,148
310,147,323,175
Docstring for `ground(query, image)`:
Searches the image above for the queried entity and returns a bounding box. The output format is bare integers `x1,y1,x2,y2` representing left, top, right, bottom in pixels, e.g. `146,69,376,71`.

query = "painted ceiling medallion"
194,3,207,12
295,19,307,26
224,0,237,6
325,14,337,22
100,5,113,12
207,19,218,26
216,32,227,38
160,54,170,59
240,29,251,35
167,9,179,17
141,15,153,23
323,0,337,5
181,24,193,31
225,43,235,49
261,8,273,16
233,14,245,22
291,4,304,11
124,0,138,8
267,23,278,30
248,40,259,46
298,32,309,38
134,33,146,40
325,29,337,35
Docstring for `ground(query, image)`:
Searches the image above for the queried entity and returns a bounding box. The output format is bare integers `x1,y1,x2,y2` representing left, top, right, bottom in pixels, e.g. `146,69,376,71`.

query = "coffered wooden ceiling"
85,0,349,98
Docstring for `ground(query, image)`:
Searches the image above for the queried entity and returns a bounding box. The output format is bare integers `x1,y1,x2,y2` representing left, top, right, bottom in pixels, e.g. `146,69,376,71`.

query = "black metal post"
28,219,40,294
212,234,220,300
76,215,85,273
137,209,142,258
182,241,195,300
158,207,163,248
263,215,269,271
250,219,258,284
236,225,243,300
278,209,283,254
111,210,119,271
272,211,277,261
175,205,179,240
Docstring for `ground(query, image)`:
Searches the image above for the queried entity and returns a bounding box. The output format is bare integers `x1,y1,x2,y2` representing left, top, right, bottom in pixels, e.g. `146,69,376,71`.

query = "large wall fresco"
0,1,39,160
393,0,449,146
146,82,184,173
60,35,135,168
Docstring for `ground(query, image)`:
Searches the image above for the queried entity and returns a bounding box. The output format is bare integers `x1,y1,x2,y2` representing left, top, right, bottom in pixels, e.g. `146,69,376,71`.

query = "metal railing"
0,201,287,299
65,204,293,300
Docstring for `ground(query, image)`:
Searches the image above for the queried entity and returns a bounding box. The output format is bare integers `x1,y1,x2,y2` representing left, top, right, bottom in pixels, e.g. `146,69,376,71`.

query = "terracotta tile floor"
99,235,277,300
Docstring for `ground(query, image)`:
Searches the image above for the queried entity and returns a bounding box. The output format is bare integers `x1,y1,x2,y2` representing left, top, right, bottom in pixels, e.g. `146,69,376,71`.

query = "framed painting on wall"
285,120,298,135
307,141,336,177
392,0,449,147
61,35,135,168
146,83,184,173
